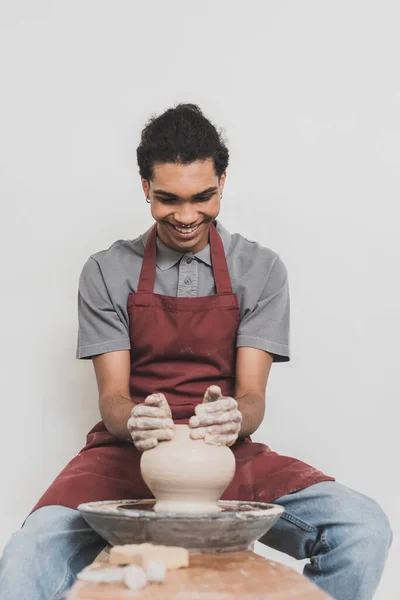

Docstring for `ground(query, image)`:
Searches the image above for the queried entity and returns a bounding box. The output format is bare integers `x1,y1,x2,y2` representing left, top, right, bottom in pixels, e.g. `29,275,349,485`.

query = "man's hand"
189,386,242,446
127,393,174,451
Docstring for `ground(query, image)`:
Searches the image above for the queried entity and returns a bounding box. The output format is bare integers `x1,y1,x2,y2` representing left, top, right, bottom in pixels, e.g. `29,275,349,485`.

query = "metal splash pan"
78,499,284,553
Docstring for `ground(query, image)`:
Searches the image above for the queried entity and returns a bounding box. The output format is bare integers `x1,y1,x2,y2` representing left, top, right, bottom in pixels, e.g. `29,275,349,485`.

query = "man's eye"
156,195,213,203
156,197,176,203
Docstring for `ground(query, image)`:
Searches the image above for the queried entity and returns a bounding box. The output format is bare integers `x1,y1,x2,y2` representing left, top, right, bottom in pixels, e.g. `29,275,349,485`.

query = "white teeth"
174,224,199,234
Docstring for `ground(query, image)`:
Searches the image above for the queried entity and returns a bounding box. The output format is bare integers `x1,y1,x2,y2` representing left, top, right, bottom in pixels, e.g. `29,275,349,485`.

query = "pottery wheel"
78,499,284,553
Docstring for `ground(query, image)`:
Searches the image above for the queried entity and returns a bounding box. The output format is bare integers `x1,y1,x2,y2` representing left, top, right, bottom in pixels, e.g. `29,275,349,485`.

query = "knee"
1,527,38,571
338,491,392,564
2,511,53,556
1,506,82,566
356,497,392,555
22,505,82,533
318,484,391,559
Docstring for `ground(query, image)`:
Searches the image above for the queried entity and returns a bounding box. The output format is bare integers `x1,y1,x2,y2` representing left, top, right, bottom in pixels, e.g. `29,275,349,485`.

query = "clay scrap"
109,542,189,569
77,543,188,592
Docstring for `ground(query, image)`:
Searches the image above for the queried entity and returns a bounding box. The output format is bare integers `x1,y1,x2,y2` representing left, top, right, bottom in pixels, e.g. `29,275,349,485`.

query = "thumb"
203,385,222,404
145,393,167,407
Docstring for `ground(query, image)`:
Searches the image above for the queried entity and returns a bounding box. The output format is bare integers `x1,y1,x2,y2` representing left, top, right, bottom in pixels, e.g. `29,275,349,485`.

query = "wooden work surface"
67,551,332,599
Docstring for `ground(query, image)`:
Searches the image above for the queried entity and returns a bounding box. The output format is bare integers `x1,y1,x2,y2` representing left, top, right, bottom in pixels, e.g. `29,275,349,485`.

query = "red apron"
32,224,333,513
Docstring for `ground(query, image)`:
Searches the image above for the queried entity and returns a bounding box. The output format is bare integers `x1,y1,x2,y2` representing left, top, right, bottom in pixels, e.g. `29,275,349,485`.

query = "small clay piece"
140,424,235,513
146,560,166,582
109,545,142,567
123,565,148,590
109,543,189,569
77,567,125,583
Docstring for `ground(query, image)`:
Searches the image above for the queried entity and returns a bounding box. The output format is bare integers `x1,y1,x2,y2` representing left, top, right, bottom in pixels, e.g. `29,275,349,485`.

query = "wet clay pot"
140,424,236,514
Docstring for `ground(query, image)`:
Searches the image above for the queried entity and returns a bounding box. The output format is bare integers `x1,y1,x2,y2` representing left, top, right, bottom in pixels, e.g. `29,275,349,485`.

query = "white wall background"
1,1,399,598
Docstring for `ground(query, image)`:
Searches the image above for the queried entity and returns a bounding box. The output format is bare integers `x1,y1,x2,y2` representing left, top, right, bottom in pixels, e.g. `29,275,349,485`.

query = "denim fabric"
0,481,392,600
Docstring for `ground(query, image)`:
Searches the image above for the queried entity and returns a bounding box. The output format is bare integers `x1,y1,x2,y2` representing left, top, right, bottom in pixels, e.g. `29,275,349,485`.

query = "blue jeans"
0,481,392,600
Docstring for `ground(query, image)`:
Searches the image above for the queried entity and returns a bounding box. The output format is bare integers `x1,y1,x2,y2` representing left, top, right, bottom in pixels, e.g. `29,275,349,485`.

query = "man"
0,104,392,600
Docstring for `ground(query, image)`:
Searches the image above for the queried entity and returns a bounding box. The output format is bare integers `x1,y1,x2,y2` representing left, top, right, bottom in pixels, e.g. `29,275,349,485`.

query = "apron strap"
137,222,233,294
209,222,233,294
137,224,158,293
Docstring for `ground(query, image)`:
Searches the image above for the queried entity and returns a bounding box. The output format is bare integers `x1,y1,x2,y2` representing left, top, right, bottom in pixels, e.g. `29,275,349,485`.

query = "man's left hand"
189,386,242,446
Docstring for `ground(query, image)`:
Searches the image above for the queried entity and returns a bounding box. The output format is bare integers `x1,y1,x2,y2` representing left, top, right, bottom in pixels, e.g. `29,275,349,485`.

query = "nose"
174,206,198,226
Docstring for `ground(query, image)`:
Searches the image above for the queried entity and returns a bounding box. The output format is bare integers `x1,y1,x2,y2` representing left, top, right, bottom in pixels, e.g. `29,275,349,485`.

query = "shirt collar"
140,220,232,271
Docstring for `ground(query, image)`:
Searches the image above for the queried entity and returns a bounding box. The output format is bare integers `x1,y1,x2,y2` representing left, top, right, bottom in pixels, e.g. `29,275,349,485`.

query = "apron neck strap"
137,222,233,294
137,224,158,293
209,222,233,294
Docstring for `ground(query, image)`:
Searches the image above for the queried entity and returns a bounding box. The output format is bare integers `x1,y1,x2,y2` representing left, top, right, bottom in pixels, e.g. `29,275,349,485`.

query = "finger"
204,421,241,435
193,408,240,427
203,385,222,404
145,393,168,407
189,426,207,440
145,393,171,418
226,435,239,447
191,421,240,439
204,433,238,447
193,410,231,427
131,417,174,431
135,437,158,451
132,428,174,442
189,415,200,428
197,397,238,414
133,405,169,418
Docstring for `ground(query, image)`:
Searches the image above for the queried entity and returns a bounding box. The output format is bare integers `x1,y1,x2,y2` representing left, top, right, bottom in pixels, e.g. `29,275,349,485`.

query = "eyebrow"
153,186,218,199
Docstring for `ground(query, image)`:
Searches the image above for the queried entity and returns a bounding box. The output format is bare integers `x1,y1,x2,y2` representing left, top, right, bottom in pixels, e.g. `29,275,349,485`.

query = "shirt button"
184,277,192,285
186,257,193,264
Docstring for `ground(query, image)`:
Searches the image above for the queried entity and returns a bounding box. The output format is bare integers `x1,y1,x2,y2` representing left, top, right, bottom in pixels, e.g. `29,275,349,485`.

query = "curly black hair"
136,103,229,181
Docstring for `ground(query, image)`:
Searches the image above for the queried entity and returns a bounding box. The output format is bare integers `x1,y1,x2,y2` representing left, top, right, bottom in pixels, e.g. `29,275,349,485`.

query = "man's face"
142,159,226,253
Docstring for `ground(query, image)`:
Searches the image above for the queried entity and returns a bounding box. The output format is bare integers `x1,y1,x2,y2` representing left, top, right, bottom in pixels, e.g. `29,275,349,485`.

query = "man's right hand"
127,393,175,451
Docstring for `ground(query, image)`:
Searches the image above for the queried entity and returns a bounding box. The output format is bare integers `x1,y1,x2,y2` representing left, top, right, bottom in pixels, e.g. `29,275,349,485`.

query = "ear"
141,178,150,198
219,171,227,195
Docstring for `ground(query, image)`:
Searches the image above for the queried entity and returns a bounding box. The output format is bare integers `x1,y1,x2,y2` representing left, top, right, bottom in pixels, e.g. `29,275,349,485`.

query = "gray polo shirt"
76,221,290,362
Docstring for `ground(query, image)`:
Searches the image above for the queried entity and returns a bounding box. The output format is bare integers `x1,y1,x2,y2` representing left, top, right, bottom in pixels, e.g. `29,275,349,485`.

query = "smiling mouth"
168,222,204,235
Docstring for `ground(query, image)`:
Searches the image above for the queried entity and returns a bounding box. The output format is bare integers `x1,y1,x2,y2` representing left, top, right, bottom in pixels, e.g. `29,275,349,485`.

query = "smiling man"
0,104,392,600
148,167,220,251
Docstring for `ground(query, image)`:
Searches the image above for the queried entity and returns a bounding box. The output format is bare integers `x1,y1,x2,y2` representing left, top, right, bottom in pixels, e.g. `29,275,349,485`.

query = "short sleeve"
236,255,290,362
76,257,131,359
